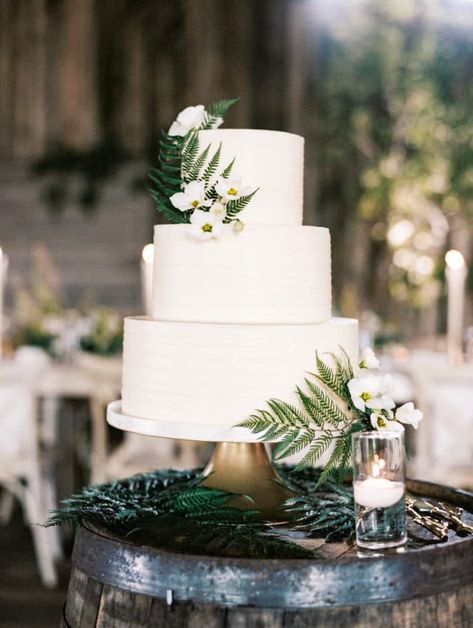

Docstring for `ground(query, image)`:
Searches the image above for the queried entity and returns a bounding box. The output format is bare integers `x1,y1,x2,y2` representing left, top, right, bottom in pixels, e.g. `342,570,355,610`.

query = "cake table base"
107,401,293,521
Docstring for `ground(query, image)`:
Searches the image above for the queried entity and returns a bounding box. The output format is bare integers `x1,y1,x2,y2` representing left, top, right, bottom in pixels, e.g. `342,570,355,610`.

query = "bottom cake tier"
121,316,358,429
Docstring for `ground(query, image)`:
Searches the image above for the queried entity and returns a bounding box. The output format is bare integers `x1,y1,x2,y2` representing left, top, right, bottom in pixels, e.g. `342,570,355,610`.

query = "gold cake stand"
107,401,293,521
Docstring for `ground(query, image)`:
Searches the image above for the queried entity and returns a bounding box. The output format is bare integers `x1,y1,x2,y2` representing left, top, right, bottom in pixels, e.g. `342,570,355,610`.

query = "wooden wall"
0,0,313,160
0,0,324,313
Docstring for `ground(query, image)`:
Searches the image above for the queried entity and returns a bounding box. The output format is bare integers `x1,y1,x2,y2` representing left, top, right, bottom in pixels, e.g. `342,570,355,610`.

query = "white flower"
210,201,226,218
189,210,224,240
170,181,211,212
348,375,396,413
359,347,380,370
215,174,253,201
168,105,206,136
395,402,423,429
370,412,405,432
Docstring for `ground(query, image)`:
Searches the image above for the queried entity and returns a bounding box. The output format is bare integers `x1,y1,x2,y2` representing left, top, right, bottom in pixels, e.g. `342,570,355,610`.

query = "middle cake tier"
152,224,331,324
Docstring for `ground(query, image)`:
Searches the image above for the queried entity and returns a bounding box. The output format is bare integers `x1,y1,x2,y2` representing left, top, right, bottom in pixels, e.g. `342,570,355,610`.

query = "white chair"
75,353,202,483
0,380,60,587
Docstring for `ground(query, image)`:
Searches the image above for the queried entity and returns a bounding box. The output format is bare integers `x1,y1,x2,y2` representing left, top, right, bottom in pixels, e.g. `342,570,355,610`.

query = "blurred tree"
312,0,473,320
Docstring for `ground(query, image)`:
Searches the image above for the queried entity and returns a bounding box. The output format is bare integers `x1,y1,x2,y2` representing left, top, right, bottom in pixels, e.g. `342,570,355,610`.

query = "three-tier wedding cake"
114,106,358,440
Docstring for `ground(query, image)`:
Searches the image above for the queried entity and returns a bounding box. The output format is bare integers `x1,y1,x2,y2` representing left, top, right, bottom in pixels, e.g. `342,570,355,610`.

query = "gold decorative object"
202,442,293,521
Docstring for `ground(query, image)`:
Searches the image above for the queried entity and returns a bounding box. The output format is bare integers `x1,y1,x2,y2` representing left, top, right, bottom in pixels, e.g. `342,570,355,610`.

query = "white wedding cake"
116,122,359,438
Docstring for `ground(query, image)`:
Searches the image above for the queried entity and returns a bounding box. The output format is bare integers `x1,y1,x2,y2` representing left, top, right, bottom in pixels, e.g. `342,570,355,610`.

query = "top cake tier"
198,129,304,225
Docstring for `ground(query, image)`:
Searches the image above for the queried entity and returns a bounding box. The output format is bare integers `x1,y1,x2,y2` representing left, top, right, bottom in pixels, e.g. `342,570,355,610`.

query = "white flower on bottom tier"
215,174,253,201
348,374,396,413
395,402,423,429
370,412,404,432
189,210,224,240
168,105,206,136
170,181,211,212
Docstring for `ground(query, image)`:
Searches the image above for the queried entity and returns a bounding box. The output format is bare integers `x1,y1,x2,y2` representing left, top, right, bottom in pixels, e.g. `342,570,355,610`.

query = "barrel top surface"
72,479,473,609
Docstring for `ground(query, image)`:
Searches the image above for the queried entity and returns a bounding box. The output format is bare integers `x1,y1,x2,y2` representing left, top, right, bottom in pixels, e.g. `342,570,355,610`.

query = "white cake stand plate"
106,400,263,443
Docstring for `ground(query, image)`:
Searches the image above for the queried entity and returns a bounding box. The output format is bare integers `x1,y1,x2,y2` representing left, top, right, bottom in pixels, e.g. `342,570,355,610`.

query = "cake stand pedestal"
107,401,293,520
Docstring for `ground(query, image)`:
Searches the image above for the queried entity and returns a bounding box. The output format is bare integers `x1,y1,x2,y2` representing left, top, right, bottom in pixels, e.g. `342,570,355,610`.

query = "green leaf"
304,378,347,426
201,99,239,129
220,158,235,179
224,189,258,221
202,143,222,184
185,144,211,182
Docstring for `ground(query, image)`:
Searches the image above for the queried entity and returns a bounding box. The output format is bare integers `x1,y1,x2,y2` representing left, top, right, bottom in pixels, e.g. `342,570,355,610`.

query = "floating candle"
354,478,404,509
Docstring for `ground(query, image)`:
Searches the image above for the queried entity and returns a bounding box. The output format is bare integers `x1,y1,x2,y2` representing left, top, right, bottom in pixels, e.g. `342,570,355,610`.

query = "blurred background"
0,0,472,623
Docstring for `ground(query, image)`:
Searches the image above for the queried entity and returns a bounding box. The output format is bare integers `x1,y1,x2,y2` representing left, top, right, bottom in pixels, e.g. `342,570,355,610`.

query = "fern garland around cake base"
46,466,355,559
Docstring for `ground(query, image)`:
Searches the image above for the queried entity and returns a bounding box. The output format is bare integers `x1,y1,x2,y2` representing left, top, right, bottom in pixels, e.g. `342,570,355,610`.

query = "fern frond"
181,132,200,173
224,189,258,222
149,190,188,224
201,99,238,129
315,436,349,488
202,143,221,184
220,158,235,179
304,378,348,426
296,433,333,470
185,144,210,182
273,428,316,461
296,386,324,428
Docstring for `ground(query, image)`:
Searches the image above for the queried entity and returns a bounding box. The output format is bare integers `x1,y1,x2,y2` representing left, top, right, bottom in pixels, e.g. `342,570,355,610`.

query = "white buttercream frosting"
151,224,331,324
116,128,360,432
198,129,304,225
122,317,359,427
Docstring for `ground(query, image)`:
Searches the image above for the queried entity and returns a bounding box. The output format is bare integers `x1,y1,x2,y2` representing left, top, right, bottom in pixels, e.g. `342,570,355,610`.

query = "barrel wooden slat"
226,608,285,627
185,603,226,628
78,577,103,628
147,597,191,627
63,480,473,627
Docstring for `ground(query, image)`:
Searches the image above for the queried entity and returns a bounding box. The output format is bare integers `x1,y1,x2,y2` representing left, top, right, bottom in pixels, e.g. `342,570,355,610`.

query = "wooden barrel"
63,479,473,627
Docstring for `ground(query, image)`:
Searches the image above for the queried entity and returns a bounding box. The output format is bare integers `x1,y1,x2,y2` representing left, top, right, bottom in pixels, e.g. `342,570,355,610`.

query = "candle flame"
372,455,386,478
445,249,465,270
142,243,154,263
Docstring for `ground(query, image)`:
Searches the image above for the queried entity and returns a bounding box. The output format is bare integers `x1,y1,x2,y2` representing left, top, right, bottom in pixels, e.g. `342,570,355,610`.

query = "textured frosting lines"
198,129,304,225
122,317,359,426
152,225,331,324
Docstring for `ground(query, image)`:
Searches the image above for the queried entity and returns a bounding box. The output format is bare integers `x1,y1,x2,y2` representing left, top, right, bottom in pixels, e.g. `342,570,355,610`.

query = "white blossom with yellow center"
370,412,404,432
189,209,224,240
170,181,211,212
348,374,396,413
215,174,253,201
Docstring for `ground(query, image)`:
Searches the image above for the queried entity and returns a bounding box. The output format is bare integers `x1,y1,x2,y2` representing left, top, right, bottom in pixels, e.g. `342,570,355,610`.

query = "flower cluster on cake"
150,100,257,239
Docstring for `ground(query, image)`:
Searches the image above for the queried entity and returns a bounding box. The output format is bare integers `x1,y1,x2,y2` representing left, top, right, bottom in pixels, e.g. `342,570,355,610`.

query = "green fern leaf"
273,428,316,461
201,99,238,129
149,190,188,224
202,143,221,184
181,132,200,173
296,433,333,470
304,378,347,426
296,386,324,427
185,144,211,182
220,158,235,179
224,189,258,222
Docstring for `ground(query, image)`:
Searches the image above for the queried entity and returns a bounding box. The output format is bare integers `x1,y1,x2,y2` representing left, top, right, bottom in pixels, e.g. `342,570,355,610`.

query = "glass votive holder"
352,431,406,551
